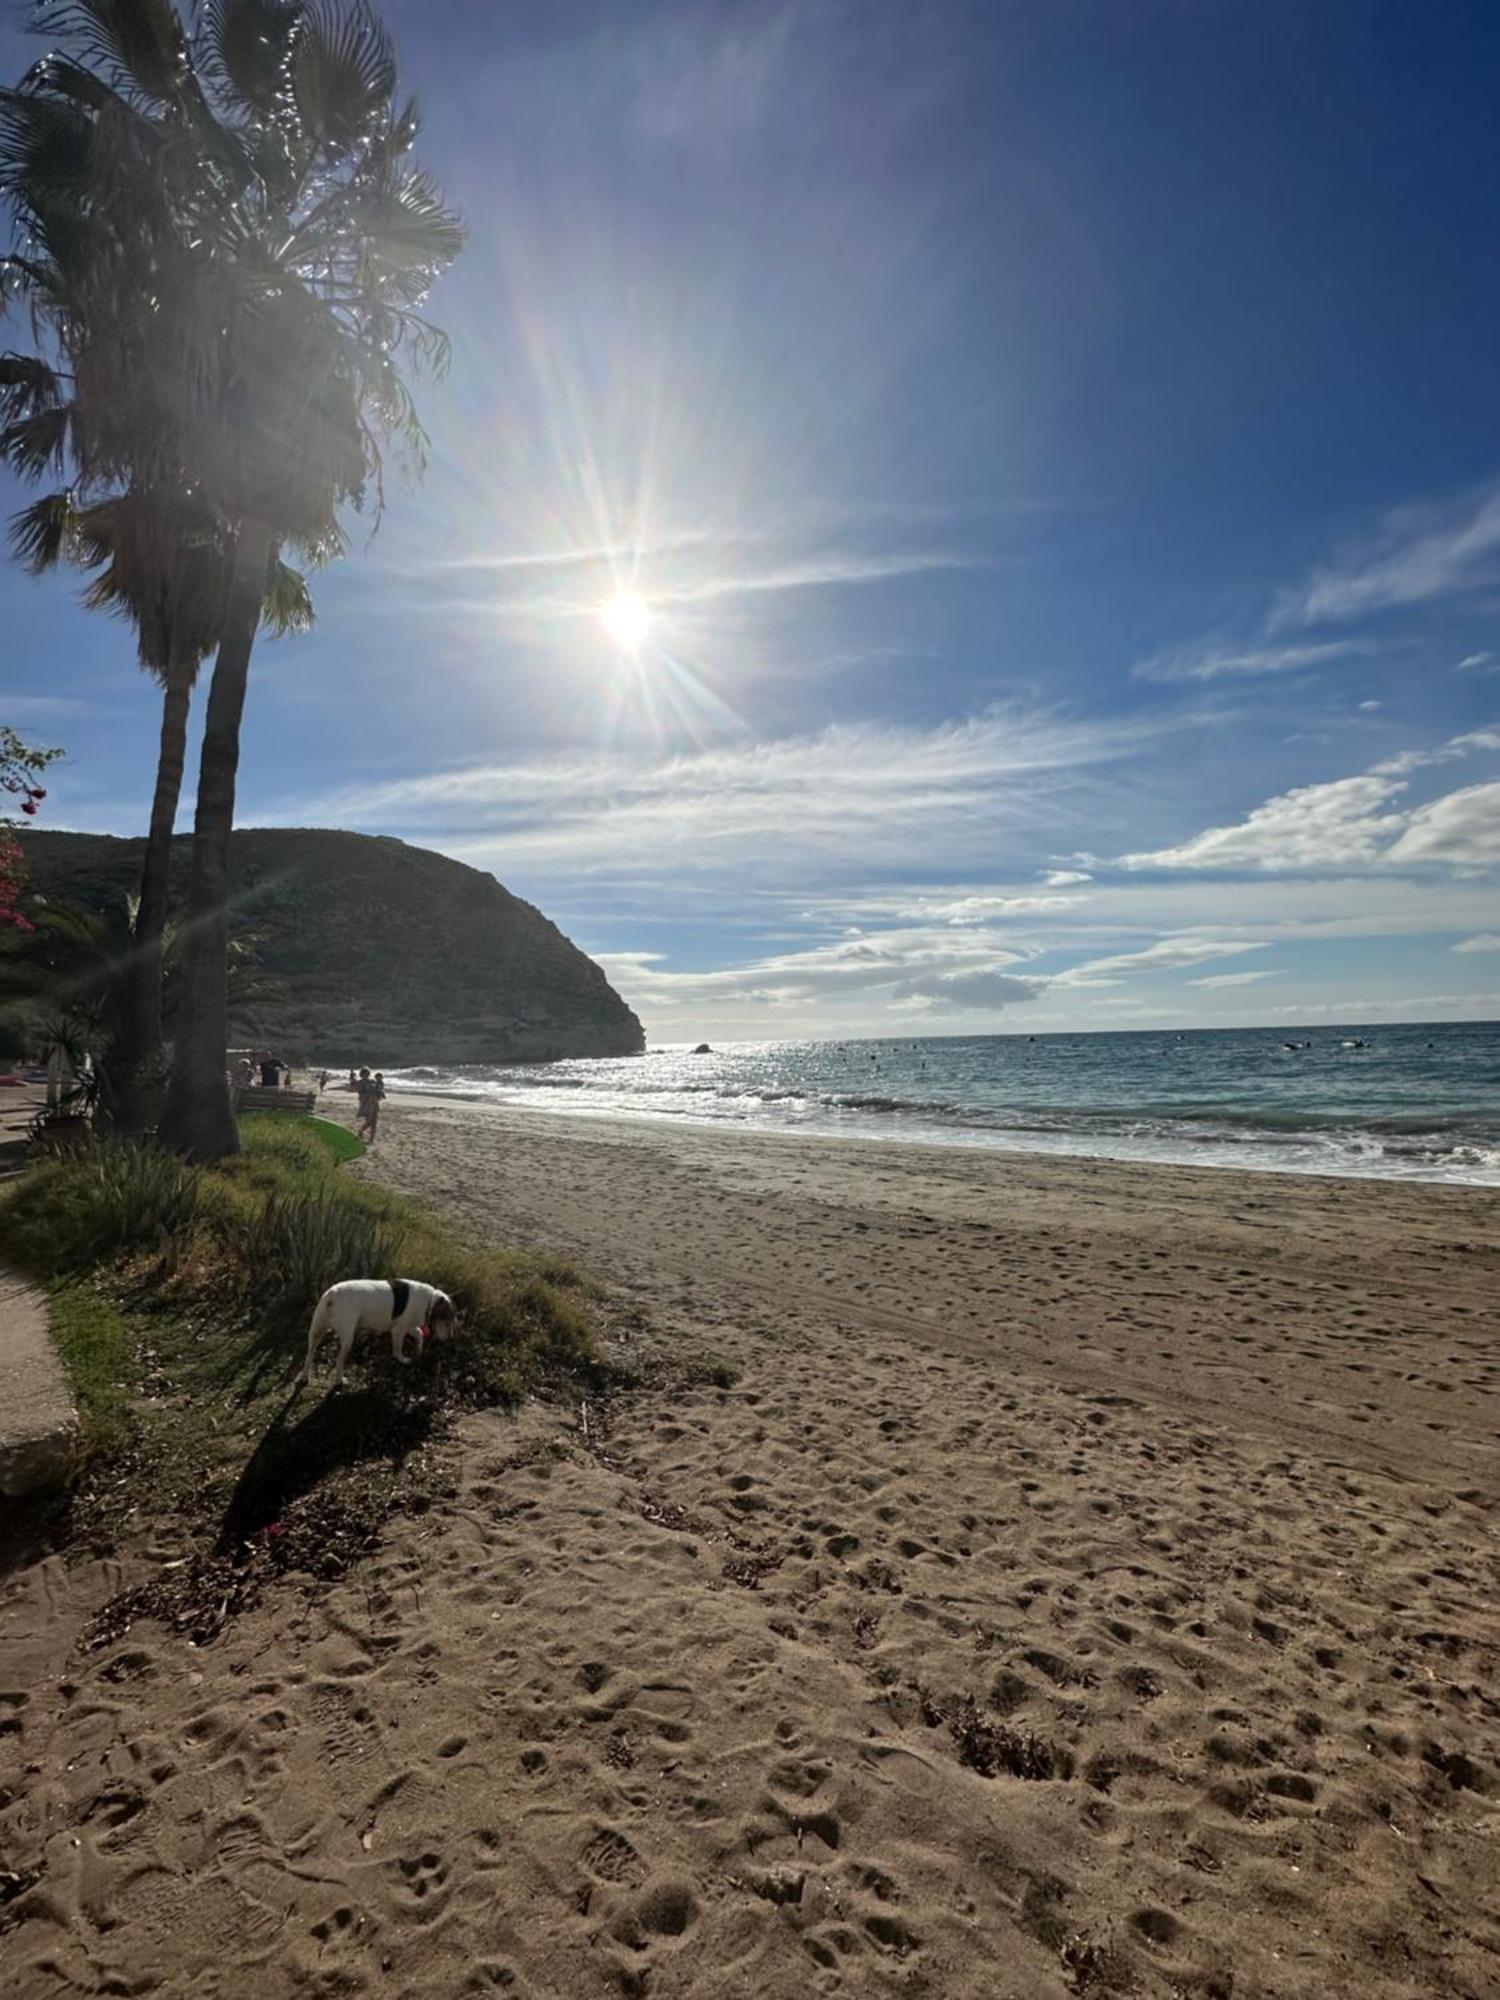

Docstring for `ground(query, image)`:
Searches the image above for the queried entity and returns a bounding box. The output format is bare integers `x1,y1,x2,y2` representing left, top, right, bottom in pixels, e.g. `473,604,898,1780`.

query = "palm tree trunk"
106,662,194,1133
159,536,271,1161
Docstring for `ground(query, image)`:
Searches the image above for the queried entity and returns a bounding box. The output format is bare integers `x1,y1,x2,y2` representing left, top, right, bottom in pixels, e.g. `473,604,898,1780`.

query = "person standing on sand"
355,1067,381,1142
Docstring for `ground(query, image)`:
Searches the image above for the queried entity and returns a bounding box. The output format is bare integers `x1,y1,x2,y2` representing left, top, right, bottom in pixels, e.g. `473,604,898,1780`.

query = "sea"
383,1021,1500,1187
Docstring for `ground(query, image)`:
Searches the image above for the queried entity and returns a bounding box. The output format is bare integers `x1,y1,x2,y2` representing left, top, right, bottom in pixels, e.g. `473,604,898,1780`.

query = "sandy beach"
3,1098,1498,1998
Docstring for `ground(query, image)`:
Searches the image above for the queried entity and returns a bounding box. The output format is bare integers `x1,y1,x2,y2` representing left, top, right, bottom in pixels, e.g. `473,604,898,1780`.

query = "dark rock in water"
691,1042,712,1055
22,827,645,1066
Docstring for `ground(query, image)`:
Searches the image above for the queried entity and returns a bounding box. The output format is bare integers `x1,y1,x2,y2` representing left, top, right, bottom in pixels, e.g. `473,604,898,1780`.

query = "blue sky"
4,0,1500,1040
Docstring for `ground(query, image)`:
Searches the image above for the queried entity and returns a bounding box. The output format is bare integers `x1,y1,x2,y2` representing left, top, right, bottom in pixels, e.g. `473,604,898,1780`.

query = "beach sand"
2,1098,1497,1998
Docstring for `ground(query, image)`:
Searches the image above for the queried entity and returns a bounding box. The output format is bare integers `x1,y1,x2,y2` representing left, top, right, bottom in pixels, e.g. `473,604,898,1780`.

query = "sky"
3,0,1500,1043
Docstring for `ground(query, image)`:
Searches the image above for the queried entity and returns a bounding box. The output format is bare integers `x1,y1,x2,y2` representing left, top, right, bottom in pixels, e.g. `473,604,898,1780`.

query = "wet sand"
2,1098,1497,1998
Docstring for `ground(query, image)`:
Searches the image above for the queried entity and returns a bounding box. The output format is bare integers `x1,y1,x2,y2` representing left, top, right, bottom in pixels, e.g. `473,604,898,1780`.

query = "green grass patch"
46,1281,136,1458
304,1116,366,1164
239,1110,365,1168
0,1113,610,1635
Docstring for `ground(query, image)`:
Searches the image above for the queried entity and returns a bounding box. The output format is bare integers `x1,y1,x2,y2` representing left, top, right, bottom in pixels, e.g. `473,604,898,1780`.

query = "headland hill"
22,827,644,1067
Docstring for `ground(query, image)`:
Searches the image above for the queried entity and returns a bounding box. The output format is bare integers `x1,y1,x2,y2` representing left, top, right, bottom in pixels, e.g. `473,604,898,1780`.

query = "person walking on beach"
355,1067,383,1143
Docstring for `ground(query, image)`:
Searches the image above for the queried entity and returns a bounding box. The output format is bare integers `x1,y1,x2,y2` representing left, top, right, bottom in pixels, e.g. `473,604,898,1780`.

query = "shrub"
1,1141,200,1278
231,1183,406,1328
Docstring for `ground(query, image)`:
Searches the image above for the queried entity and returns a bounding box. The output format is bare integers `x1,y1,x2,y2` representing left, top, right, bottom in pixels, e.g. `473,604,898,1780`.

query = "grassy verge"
0,1114,607,1639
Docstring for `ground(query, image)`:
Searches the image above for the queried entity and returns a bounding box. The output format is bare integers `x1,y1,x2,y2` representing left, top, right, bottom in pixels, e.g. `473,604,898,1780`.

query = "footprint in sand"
584,1826,645,1885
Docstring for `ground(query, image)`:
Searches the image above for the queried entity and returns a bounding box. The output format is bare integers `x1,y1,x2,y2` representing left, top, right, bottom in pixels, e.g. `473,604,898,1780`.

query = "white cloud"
594,922,1046,1025
1357,699,1382,712
1386,782,1500,869
894,969,1045,1011
1453,934,1500,954
1457,652,1496,673
1117,773,1407,873
1118,727,1500,874
1276,485,1500,627
1131,640,1365,683
1042,868,1092,887
1190,969,1276,989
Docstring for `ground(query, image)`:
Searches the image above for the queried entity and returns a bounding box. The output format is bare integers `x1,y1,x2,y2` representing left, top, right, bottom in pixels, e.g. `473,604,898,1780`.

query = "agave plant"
1,0,463,1158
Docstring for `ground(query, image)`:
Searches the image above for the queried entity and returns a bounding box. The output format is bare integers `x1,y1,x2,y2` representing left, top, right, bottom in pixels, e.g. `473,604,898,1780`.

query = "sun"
600,590,652,652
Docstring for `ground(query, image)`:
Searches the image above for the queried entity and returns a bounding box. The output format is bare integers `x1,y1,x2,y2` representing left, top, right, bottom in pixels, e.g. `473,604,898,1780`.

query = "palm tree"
0,888,287,1121
3,474,313,1128
2,0,461,1159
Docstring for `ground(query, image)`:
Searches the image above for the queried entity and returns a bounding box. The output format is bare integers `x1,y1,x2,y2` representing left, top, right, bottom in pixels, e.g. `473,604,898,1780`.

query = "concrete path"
0,1087,78,1496
0,1265,76,1496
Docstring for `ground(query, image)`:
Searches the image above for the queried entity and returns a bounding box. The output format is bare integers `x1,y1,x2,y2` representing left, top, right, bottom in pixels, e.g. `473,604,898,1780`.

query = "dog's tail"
300,1288,335,1380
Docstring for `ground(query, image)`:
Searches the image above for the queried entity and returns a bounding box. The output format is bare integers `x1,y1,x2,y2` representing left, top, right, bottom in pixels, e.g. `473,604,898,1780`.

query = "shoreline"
377,1081,1500,1197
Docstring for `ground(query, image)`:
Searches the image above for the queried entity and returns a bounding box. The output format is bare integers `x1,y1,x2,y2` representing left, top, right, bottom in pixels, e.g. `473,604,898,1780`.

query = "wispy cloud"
1190,969,1276,989
1371,726,1500,777
1457,651,1496,673
474,548,988,622
1453,933,1500,954
594,921,1045,1021
1131,640,1366,683
1058,938,1268,986
284,706,1151,887
0,693,92,719
1275,485,1500,628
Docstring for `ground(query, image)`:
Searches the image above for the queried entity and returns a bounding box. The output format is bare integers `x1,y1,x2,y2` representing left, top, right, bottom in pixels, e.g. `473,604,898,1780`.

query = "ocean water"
384,1021,1500,1186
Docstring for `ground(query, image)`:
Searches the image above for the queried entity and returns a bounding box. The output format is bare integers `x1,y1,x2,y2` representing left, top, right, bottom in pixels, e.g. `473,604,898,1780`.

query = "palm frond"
29,1,192,106
261,554,314,633
0,351,64,418
195,0,299,113
0,85,93,198
291,0,396,156
0,402,71,475
7,489,78,572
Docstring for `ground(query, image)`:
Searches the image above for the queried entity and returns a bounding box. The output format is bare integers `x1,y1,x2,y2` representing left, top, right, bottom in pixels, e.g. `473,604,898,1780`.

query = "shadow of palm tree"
215,1378,437,1555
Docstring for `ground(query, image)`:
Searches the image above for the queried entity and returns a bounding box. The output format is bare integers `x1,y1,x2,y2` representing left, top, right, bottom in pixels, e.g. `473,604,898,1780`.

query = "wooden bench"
235,1085,317,1114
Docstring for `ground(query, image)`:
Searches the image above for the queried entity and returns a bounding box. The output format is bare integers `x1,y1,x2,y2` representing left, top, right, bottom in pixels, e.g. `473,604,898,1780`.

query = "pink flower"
29,788,45,800
19,800,36,816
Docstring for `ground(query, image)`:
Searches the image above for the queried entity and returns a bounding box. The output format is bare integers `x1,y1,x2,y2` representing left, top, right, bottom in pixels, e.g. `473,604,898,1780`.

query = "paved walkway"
0,1265,75,1496
0,1087,78,1495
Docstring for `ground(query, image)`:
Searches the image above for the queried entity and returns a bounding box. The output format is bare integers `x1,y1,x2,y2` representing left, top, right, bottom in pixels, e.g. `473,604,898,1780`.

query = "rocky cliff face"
23,828,645,1066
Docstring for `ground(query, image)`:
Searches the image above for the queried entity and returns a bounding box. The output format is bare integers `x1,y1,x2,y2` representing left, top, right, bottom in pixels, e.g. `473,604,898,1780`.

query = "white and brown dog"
298,1278,457,1388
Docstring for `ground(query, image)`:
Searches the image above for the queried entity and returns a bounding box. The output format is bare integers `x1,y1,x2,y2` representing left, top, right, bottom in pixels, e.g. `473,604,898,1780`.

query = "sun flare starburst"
600,590,652,651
